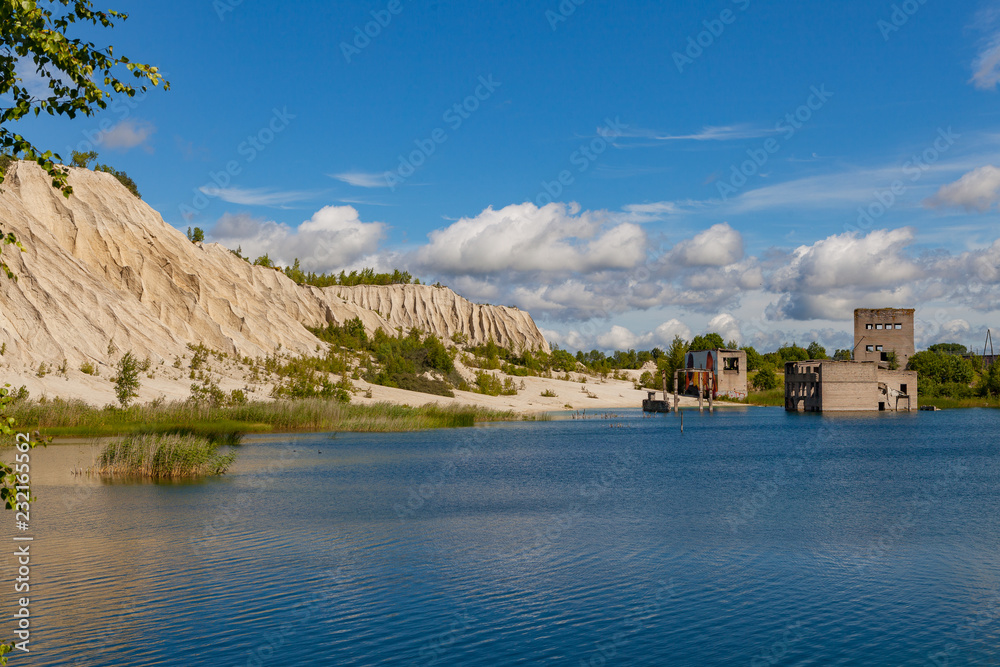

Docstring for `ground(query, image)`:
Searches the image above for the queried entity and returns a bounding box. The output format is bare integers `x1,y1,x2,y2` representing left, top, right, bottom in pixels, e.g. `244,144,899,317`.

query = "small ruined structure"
785,360,917,412
854,308,915,368
683,349,748,399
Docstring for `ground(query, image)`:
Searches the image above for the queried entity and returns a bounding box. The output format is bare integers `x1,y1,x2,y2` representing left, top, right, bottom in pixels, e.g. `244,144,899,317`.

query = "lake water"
8,407,1000,666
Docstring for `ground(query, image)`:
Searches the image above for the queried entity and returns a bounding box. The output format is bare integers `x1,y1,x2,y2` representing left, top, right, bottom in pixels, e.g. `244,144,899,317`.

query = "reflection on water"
5,408,1000,665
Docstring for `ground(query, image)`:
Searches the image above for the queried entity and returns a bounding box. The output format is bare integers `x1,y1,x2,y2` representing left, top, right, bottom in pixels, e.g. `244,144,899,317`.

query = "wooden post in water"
698,372,704,412
708,373,714,413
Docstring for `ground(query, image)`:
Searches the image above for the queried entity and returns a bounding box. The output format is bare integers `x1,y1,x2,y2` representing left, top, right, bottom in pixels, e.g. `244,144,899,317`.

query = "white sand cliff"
0,161,690,412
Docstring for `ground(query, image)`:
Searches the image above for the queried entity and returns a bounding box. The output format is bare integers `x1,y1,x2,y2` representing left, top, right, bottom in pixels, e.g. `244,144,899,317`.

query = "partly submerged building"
854,308,915,368
785,360,917,412
684,349,748,399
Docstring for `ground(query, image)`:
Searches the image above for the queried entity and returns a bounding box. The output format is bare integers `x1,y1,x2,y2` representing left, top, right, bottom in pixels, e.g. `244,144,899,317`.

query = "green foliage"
0,152,12,176
740,346,762,371
95,162,141,198
657,335,689,392
93,433,237,478
541,389,557,397
0,0,168,197
907,350,976,397
833,349,852,361
689,332,725,351
6,396,518,436
474,371,517,396
188,343,209,371
114,351,141,408
806,341,828,359
276,264,418,288
886,349,900,370
928,343,968,355
35,362,48,377
186,226,205,243
775,343,810,363
253,253,274,268
752,367,780,391
70,150,98,168
977,361,1000,397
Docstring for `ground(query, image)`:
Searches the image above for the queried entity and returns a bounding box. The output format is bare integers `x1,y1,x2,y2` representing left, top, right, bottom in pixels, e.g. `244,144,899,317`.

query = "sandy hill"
0,161,549,376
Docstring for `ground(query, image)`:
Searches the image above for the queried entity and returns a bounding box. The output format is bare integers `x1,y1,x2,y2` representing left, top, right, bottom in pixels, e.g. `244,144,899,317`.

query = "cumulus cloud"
765,228,923,321
597,325,648,351
413,202,647,275
653,319,692,345
667,223,744,267
209,205,385,272
98,119,156,151
925,165,1000,212
705,313,742,345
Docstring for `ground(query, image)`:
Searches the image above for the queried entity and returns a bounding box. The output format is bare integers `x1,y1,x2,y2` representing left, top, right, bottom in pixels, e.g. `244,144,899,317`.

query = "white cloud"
98,119,156,151
766,228,922,320
668,222,744,267
200,186,315,207
705,313,741,345
972,35,1000,91
615,124,775,145
413,202,648,275
331,171,390,188
653,319,692,345
925,165,1000,212
597,325,647,351
209,206,385,272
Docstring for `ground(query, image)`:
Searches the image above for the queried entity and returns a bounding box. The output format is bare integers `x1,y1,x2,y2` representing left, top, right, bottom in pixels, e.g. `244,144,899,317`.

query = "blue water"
11,408,1000,665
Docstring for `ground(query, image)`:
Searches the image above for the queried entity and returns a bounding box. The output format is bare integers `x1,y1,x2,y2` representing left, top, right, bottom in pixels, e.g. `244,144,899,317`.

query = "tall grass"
8,398,519,438
92,433,236,478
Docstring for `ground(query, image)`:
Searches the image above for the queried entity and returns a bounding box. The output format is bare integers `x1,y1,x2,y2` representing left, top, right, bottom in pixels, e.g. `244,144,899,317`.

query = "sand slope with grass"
0,161,577,412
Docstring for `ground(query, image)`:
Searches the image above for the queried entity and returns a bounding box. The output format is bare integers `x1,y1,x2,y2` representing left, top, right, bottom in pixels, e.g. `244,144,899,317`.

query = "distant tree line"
224,246,421,289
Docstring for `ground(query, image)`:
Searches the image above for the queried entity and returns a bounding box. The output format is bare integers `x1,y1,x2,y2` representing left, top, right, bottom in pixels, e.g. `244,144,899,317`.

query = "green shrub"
80,361,98,376
114,351,141,408
541,389,557,397
95,163,141,198
752,367,780,391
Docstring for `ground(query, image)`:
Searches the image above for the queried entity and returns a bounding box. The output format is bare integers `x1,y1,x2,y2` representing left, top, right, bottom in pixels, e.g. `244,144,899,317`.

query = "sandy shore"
3,363,710,415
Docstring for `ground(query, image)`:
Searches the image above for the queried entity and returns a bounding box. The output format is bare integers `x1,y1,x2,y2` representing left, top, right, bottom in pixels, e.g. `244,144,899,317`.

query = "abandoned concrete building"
854,308,915,368
785,360,917,412
684,349,748,399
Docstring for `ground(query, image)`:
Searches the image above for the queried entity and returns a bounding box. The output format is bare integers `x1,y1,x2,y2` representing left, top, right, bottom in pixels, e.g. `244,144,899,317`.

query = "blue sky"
10,0,1000,353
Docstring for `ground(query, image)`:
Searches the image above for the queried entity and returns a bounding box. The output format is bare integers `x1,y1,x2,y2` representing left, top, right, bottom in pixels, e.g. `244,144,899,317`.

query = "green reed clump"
92,433,237,478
